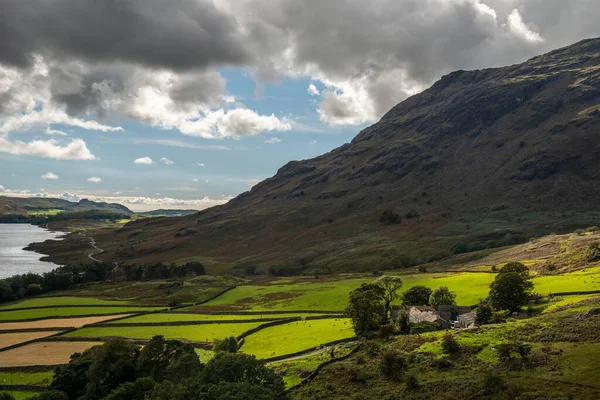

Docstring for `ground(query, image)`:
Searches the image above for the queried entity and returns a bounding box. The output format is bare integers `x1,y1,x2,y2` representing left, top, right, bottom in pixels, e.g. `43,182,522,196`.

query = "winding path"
87,237,104,262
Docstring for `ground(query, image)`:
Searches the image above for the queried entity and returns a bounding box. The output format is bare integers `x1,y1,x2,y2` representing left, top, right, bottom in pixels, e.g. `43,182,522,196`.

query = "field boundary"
97,317,294,327
304,314,345,321
0,384,48,392
0,310,162,323
171,310,342,315
0,327,72,334
37,335,212,349
0,304,165,312
236,317,301,342
287,342,362,391
262,337,358,363
0,365,56,373
549,289,600,296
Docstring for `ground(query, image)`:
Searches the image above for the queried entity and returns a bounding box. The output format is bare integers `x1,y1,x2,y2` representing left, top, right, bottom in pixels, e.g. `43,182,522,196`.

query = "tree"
184,352,287,400
213,336,238,353
499,262,530,278
376,276,403,318
105,378,155,400
441,333,460,354
429,286,456,309
489,272,533,312
396,309,411,333
401,286,432,306
345,283,386,336
475,301,493,325
136,336,201,383
51,350,95,399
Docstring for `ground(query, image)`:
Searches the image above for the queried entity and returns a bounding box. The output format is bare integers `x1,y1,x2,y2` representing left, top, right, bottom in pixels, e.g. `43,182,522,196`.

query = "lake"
0,224,64,279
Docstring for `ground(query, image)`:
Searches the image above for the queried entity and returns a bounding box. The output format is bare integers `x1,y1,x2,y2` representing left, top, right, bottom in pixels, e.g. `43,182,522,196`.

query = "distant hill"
45,38,600,272
140,209,199,217
0,196,133,217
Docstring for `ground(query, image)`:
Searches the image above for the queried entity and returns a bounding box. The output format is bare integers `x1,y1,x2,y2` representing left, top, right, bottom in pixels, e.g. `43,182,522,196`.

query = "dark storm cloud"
0,0,250,70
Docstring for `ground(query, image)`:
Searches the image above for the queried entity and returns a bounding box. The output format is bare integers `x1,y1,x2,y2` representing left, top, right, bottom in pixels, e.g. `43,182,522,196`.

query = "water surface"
0,224,63,278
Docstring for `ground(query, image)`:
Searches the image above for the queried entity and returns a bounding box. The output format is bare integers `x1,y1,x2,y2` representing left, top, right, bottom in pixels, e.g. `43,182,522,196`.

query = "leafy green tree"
136,336,201,383
489,272,533,312
51,350,95,399
499,262,530,277
516,342,532,361
213,336,238,353
476,301,493,325
345,283,386,336
401,286,432,306
376,276,403,318
429,286,456,309
396,309,411,333
105,377,155,400
83,339,139,399
181,353,287,400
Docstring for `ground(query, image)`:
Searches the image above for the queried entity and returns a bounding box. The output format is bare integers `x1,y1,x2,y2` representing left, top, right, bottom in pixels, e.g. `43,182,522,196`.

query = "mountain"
75,39,600,272
0,196,133,216
140,209,199,217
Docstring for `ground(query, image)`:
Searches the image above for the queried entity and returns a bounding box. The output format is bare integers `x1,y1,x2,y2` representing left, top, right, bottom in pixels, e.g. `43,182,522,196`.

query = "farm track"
87,236,104,262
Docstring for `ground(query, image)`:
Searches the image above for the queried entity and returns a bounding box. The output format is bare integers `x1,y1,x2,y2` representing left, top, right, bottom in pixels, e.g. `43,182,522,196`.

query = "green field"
0,371,53,386
0,391,42,400
241,318,355,359
0,306,164,321
0,296,134,310
65,322,265,343
109,313,324,324
532,265,600,294
193,278,372,311
543,294,598,313
28,209,63,216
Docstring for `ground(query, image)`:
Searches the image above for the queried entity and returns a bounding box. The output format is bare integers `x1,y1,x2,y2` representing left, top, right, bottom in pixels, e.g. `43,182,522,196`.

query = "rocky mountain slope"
87,39,600,272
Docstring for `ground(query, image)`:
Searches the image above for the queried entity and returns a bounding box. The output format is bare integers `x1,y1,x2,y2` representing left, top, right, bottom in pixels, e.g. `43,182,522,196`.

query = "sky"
0,0,599,211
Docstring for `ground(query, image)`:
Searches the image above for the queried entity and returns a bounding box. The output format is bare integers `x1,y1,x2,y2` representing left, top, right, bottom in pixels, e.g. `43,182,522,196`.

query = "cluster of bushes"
379,210,401,225
452,234,528,255
7,335,286,400
0,261,205,304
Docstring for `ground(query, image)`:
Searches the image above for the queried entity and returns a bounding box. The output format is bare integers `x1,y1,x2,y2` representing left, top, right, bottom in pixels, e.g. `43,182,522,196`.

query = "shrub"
401,286,432,306
380,210,401,224
405,210,420,219
441,333,460,354
587,226,599,232
490,311,508,324
213,336,238,353
404,372,419,390
364,342,380,357
431,357,453,371
588,242,600,262
396,310,411,333
545,263,557,272
355,354,366,365
379,323,396,340
380,350,406,380
476,301,493,325
516,342,532,361
496,343,514,362
481,373,506,395
575,229,586,236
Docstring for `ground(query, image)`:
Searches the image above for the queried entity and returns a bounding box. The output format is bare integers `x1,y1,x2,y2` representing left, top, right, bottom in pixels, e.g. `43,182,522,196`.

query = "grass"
65,322,265,343
109,313,325,324
194,348,215,363
532,265,600,294
543,294,598,313
0,296,134,310
0,307,164,321
241,318,355,359
0,391,42,400
269,343,355,388
516,342,600,388
0,371,53,386
193,278,371,311
28,209,63,216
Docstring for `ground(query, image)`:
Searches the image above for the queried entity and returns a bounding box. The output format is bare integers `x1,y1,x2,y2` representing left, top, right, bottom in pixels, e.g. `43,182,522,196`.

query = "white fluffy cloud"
45,128,68,136
0,137,96,160
177,108,291,139
264,137,281,144
0,185,5,191
307,83,319,96
87,177,102,183
134,157,153,165
160,157,174,165
41,172,59,180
